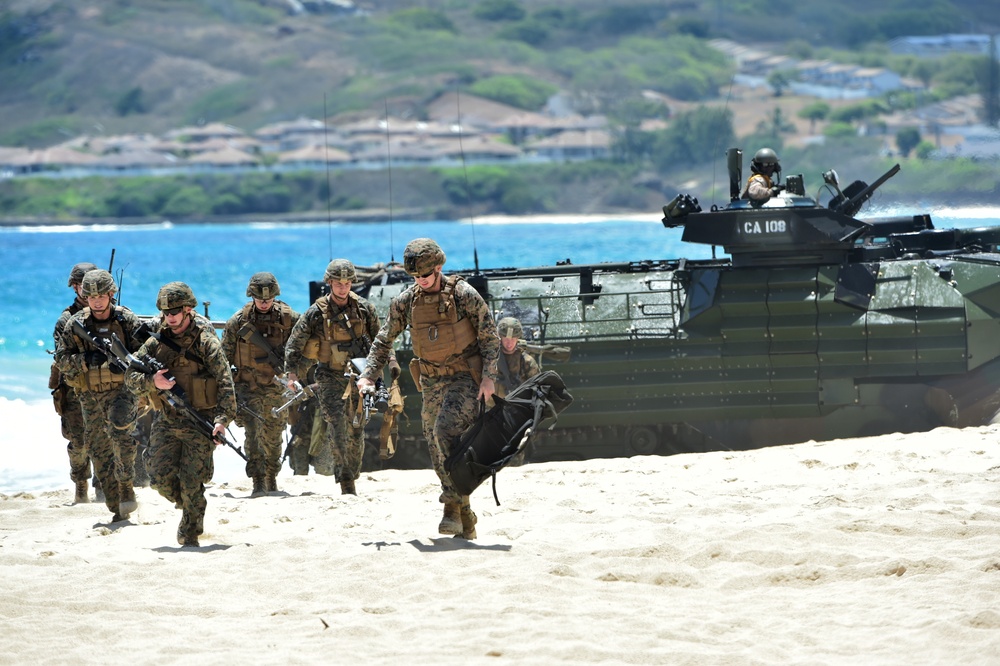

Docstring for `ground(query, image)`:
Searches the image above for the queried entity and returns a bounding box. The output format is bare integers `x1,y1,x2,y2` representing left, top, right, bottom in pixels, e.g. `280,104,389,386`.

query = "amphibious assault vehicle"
336,149,1000,469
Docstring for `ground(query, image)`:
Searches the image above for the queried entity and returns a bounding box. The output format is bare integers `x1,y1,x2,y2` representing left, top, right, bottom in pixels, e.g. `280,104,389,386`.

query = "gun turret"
829,163,900,217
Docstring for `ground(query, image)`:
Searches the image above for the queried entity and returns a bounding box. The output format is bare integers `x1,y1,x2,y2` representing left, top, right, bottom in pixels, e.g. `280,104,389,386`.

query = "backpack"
444,370,573,505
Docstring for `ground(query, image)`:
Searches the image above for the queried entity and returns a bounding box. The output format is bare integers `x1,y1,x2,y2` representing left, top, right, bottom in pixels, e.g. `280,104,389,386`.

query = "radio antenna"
456,88,480,273
323,94,334,261
384,99,396,263
711,75,736,209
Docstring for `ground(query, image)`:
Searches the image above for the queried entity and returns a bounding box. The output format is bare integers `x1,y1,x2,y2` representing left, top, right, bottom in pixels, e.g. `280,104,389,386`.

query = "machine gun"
72,320,248,461
825,163,900,218
347,358,389,427
361,377,390,426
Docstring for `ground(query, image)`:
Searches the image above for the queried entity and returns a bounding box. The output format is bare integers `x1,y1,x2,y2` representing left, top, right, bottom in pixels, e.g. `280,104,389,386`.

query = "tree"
474,0,525,22
914,140,936,160
113,87,146,117
649,107,734,172
767,70,793,97
798,101,830,133
895,127,921,157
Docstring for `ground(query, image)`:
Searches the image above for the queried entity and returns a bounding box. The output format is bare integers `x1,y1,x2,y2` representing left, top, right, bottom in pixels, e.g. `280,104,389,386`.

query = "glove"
84,349,107,368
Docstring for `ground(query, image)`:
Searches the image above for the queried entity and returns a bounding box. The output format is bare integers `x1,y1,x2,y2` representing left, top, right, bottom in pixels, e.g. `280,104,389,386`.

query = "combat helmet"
156,281,197,311
80,269,117,297
403,238,446,277
247,272,280,299
68,262,98,287
324,259,357,283
751,147,780,175
497,316,523,339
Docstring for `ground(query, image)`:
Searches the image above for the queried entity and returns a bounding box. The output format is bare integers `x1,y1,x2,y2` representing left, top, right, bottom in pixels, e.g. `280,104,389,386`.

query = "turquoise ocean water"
1,205,998,403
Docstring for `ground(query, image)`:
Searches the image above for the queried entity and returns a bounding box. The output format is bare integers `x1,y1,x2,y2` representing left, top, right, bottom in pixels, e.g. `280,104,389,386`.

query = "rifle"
271,374,317,416
237,322,285,370
336,311,371,359
522,342,572,365
73,320,248,461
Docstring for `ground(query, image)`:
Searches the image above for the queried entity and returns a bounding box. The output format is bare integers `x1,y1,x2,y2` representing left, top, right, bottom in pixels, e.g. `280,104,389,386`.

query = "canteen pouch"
408,357,422,393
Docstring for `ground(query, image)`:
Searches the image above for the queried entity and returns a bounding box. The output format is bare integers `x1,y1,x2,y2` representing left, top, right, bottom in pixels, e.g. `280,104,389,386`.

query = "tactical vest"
153,318,219,411
233,301,294,386
67,307,129,393
304,293,366,370
411,275,478,377
741,173,773,199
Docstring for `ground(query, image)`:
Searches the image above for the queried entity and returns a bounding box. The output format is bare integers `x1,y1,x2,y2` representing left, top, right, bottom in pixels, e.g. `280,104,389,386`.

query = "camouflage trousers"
420,372,480,503
59,387,91,483
286,397,319,475
236,383,287,481
314,366,364,482
78,387,138,516
147,410,216,544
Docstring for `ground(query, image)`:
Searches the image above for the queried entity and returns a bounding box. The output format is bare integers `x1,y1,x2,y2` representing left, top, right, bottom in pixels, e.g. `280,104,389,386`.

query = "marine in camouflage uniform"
285,259,397,495
54,270,144,522
358,239,499,539
495,316,541,468
495,317,541,398
125,282,237,548
50,262,99,503
221,272,300,497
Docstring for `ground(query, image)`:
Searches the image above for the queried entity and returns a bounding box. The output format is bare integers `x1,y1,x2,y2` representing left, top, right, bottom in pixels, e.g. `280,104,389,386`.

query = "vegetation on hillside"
0,0,998,217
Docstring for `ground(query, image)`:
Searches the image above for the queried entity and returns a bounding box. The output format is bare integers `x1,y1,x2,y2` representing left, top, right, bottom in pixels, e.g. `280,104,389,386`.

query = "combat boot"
458,496,477,540
119,485,138,517
176,515,198,547
340,478,356,495
265,473,279,493
176,526,199,548
438,502,462,535
74,479,89,504
251,477,266,498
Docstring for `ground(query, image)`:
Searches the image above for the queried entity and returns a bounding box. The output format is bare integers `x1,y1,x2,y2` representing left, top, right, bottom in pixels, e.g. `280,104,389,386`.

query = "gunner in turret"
742,147,782,203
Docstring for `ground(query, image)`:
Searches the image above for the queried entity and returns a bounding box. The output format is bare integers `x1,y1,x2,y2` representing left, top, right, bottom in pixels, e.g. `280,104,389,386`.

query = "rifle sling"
148,330,207,367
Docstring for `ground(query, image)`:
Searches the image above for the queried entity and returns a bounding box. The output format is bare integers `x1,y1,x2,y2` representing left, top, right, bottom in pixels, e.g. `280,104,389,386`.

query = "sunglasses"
161,306,184,316
417,270,435,279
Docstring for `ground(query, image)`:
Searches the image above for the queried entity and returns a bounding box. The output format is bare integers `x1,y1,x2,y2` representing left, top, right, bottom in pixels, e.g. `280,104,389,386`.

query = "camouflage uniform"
284,365,320,475
51,281,94,497
284,399,316,474
54,270,144,521
285,260,385,492
495,317,541,398
221,273,300,496
125,283,237,547
360,239,499,537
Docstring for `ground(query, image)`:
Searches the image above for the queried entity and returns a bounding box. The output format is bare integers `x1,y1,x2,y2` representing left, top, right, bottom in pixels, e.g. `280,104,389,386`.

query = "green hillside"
2,0,997,144
1,0,998,217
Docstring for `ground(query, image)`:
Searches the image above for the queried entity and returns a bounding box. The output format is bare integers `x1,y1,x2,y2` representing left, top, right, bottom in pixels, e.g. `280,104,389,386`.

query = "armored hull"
338,157,1000,468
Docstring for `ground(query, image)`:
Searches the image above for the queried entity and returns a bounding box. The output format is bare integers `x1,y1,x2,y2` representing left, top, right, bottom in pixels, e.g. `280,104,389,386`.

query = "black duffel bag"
445,371,573,505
